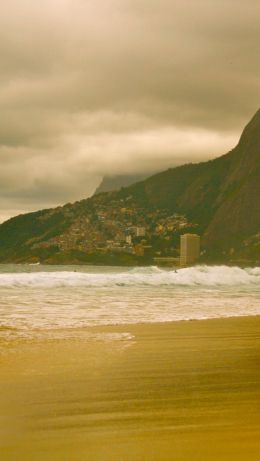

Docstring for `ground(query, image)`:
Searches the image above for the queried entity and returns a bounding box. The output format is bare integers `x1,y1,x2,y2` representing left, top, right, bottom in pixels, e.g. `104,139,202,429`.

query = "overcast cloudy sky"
0,0,259,222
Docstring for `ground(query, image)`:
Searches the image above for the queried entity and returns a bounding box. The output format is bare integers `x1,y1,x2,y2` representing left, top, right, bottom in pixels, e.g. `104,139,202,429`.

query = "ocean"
0,264,259,342
1,264,260,461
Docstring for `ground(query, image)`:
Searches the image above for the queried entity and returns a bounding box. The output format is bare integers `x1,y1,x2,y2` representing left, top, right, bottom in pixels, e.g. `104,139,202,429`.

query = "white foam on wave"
0,265,259,288
0,264,259,334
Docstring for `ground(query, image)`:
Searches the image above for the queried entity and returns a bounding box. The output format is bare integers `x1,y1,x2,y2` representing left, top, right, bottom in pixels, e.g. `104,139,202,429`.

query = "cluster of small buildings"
31,198,201,265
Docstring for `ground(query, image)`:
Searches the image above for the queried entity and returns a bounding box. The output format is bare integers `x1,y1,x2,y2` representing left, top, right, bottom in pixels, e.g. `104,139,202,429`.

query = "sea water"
0,264,259,342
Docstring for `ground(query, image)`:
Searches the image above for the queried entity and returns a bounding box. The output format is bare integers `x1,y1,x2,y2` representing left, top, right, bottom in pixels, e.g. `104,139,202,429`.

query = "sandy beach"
1,316,260,461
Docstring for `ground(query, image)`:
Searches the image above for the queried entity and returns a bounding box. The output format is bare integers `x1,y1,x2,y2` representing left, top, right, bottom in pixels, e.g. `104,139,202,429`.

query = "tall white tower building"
180,234,200,266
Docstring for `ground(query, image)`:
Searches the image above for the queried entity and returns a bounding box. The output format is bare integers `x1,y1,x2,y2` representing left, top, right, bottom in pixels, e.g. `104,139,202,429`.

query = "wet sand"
1,316,260,461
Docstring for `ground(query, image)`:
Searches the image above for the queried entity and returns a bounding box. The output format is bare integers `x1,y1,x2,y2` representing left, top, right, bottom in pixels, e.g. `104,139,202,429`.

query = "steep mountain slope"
0,109,259,263
204,109,260,250
118,109,260,251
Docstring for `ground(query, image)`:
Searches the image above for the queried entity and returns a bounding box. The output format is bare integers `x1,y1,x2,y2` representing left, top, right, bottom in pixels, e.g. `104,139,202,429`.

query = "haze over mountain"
0,109,259,264
94,173,154,195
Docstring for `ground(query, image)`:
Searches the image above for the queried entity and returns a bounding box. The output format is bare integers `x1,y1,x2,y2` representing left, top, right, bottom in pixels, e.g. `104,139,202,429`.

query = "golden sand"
1,316,260,461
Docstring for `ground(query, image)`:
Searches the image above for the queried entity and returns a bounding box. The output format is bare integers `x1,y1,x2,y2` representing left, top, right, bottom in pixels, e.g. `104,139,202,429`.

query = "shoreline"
0,260,259,268
1,313,260,345
1,314,260,342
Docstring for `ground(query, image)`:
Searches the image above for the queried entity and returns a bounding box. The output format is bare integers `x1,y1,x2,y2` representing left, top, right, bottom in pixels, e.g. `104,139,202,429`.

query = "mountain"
120,109,260,253
0,110,259,264
94,173,152,195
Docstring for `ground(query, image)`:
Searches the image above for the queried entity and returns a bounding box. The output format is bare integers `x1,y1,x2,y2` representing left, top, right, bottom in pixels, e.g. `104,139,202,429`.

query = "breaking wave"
0,264,259,335
0,265,259,288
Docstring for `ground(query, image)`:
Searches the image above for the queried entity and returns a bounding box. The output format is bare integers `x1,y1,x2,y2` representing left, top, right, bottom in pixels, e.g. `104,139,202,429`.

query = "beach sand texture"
1,316,260,461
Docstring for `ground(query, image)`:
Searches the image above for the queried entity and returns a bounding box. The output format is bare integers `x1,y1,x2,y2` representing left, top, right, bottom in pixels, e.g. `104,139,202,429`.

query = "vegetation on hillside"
0,110,259,265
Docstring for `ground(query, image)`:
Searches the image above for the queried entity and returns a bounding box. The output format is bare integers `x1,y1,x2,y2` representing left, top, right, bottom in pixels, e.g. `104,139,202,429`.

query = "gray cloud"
0,0,259,221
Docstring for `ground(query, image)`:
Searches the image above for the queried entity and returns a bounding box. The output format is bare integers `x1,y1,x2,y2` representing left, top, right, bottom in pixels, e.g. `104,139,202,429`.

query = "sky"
0,0,259,222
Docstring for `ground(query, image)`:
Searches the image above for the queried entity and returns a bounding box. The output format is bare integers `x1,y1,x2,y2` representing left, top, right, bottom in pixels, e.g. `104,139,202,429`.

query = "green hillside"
0,109,259,264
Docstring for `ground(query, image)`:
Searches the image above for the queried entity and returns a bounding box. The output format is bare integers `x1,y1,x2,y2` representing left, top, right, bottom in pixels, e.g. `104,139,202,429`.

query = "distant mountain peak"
94,173,154,195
